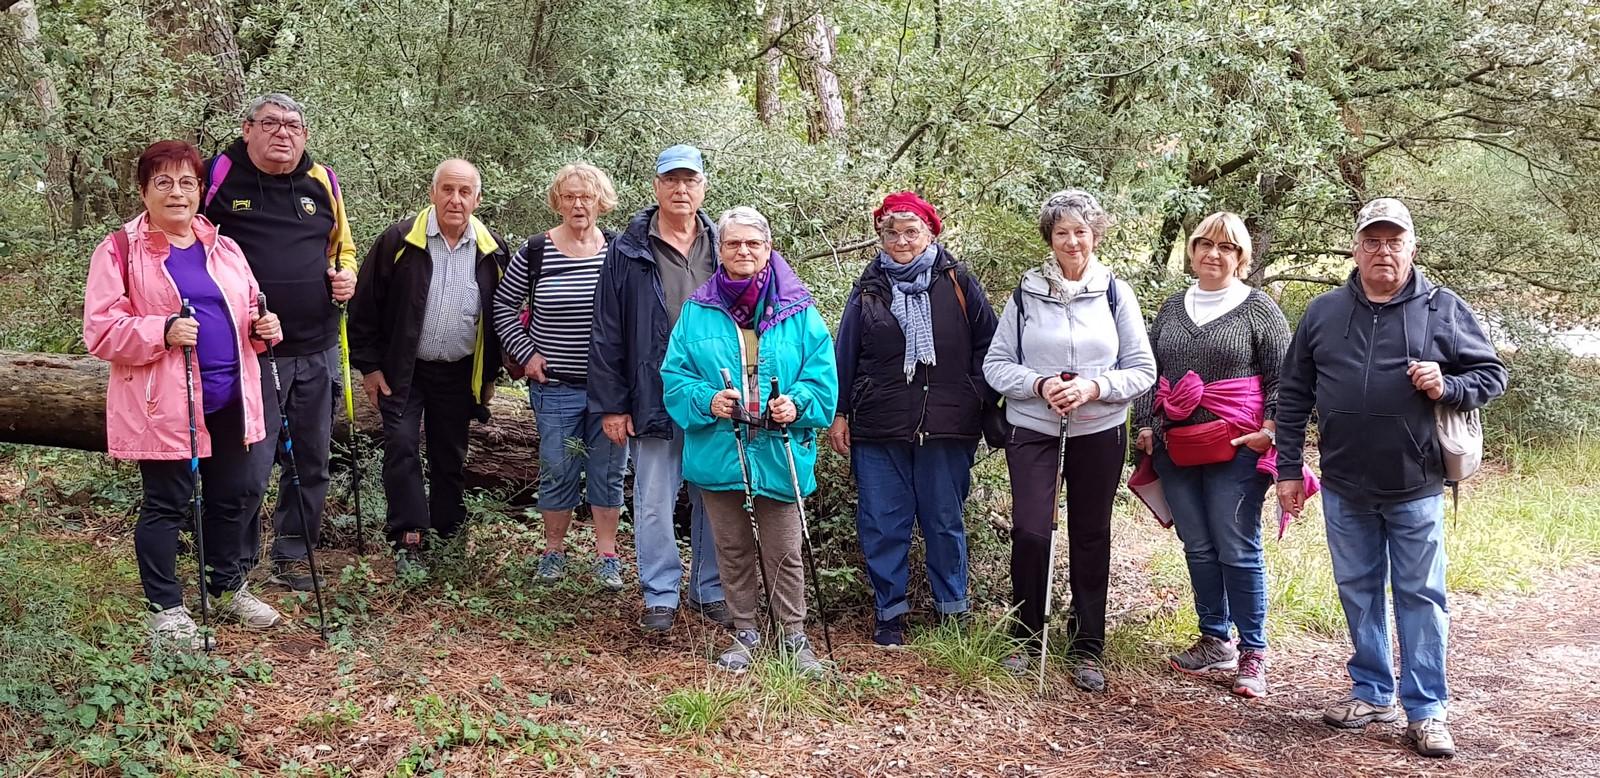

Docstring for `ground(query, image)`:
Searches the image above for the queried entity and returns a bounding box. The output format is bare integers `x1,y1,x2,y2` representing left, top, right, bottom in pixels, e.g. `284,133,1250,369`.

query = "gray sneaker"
593,555,625,592
783,633,826,678
148,605,203,651
1232,649,1268,698
213,586,282,629
1071,659,1106,693
1169,635,1239,674
1323,695,1401,728
1406,717,1455,758
716,629,760,674
536,551,567,583
1002,653,1032,676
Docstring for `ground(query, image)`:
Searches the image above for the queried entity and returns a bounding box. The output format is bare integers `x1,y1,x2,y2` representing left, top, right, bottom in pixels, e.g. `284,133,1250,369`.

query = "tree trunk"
0,351,539,489
755,0,784,125
797,12,845,141
8,0,70,229
1245,171,1296,283
149,0,248,118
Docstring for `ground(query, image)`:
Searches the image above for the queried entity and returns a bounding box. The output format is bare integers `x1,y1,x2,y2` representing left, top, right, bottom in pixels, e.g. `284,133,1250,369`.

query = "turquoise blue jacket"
662,253,838,502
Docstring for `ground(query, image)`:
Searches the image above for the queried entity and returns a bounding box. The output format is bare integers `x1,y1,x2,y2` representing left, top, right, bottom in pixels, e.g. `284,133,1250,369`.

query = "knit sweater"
1133,287,1292,434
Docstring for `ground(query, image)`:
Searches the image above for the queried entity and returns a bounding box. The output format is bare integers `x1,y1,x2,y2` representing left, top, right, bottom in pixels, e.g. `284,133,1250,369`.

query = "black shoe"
639,605,676,633
268,560,324,592
688,599,734,629
873,616,906,648
938,610,972,630
394,533,427,578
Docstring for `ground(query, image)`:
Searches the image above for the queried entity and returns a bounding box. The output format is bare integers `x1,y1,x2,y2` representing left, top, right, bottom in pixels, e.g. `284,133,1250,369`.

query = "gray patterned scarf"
877,244,940,381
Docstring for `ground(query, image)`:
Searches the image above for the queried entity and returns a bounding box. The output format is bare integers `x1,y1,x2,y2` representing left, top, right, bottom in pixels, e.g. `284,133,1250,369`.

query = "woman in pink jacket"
83,140,286,650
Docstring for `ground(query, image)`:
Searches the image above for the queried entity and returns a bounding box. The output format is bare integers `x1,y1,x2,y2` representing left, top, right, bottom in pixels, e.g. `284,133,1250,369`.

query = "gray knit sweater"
1133,287,1292,434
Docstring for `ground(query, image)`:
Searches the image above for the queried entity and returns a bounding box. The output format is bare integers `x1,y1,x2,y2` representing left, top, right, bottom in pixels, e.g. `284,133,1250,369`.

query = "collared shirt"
416,210,481,363
649,211,716,328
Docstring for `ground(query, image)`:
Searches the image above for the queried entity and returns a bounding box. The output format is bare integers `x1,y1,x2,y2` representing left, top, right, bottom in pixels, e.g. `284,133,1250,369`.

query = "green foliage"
908,613,1026,688
656,685,746,737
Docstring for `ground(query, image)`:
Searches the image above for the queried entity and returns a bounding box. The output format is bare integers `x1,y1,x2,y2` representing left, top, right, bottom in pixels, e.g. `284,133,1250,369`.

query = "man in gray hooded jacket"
1275,198,1506,759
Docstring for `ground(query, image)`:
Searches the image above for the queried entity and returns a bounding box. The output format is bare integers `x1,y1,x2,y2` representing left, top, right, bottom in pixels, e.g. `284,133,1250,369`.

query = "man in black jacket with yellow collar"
348,159,509,573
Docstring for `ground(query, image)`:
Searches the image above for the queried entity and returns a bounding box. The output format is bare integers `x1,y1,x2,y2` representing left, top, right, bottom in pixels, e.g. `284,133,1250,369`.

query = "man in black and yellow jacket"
348,159,509,572
203,92,358,592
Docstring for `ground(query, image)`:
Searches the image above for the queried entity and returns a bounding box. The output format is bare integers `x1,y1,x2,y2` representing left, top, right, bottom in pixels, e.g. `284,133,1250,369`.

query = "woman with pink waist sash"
1131,212,1293,699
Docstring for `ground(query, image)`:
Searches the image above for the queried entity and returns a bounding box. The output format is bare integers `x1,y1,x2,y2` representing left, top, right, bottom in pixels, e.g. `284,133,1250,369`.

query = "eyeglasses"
880,229,925,245
1360,237,1409,254
1193,238,1241,257
721,239,768,252
657,175,704,190
559,193,597,205
249,117,306,136
151,175,200,194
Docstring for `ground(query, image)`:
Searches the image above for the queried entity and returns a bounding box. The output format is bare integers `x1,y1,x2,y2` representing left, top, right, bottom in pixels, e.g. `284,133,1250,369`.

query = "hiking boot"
535,551,567,583
689,599,734,629
395,535,427,578
148,605,203,651
214,586,282,629
593,555,625,592
716,629,760,674
938,610,973,630
268,560,325,592
1169,634,1239,675
1406,717,1456,758
1071,659,1106,693
1322,695,1401,728
639,605,676,633
1232,649,1268,698
784,632,826,678
873,616,906,648
1002,653,1032,676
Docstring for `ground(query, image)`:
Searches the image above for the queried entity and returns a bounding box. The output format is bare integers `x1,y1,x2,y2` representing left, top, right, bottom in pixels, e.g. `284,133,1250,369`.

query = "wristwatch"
1260,427,1276,445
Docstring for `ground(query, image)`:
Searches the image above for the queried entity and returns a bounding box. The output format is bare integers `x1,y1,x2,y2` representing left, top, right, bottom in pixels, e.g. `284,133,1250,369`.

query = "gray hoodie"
983,261,1157,438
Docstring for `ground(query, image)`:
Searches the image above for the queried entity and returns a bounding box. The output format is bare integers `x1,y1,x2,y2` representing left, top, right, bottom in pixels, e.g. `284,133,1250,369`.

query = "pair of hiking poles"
178,295,331,650
719,368,834,661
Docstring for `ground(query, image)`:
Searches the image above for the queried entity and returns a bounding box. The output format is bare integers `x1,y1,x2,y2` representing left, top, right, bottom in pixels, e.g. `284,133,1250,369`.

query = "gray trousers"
245,347,336,566
700,490,806,634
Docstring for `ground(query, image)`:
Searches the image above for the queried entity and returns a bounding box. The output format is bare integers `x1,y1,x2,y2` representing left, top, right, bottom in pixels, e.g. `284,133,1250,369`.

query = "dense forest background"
3,2,1599,417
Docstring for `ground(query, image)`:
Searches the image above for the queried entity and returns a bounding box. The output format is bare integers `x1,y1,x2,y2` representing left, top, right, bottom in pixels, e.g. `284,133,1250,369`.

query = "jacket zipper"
914,361,931,446
1361,308,1378,414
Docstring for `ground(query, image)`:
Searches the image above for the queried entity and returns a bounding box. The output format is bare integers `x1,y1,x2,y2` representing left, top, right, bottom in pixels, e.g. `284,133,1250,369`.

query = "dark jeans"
245,347,336,566
1004,424,1125,658
852,439,976,621
378,358,474,547
137,401,260,610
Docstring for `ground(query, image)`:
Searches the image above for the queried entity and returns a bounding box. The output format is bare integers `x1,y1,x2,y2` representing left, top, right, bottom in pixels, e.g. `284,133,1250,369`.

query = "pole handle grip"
178,298,194,319
719,367,735,392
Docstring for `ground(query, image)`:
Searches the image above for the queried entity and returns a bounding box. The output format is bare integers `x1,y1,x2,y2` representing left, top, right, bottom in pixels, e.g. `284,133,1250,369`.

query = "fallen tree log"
0,350,539,489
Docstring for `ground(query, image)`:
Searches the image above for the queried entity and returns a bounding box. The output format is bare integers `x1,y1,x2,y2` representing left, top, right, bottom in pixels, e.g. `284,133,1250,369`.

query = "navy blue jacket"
1275,269,1507,503
586,206,718,439
835,246,999,443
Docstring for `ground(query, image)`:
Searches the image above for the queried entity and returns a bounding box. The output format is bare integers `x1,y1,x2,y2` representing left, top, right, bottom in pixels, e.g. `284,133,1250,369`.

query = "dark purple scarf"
713,262,773,330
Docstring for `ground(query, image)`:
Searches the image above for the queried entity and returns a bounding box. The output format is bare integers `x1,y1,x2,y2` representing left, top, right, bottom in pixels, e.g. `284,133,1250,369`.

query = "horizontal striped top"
492,234,607,383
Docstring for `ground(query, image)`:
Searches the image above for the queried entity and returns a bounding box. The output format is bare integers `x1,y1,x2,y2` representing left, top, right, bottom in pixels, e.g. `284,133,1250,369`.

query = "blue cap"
655,144,705,176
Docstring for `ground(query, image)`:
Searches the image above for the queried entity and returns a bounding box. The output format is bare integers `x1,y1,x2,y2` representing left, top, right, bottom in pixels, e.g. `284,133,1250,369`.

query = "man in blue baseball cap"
587,144,729,633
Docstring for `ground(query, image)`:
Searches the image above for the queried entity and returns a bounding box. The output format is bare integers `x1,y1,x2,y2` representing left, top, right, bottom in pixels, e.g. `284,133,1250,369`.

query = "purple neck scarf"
713,262,773,330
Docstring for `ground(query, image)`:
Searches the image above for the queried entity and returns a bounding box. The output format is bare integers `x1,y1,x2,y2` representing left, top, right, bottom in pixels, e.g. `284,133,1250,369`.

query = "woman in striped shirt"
493,163,628,591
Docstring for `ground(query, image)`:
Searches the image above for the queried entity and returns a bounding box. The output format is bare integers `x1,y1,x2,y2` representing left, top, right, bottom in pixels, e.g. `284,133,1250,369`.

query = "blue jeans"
852,439,975,621
529,382,627,511
1154,445,1270,650
632,434,723,610
1322,487,1449,722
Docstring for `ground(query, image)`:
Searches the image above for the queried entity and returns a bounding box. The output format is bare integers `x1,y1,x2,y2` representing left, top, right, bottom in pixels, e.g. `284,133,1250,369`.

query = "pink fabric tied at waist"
1144,372,1321,538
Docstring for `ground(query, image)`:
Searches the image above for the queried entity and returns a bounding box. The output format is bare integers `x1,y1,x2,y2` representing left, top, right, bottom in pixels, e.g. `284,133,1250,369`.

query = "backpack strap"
947,268,969,318
110,228,131,289
523,231,550,315
203,155,231,210
1012,285,1027,364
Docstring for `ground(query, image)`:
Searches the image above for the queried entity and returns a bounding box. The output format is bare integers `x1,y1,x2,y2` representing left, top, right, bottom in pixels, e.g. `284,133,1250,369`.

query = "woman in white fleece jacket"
983,189,1155,692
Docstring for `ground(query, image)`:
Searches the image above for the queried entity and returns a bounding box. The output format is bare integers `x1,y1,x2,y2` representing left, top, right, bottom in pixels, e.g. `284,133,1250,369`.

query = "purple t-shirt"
165,242,239,414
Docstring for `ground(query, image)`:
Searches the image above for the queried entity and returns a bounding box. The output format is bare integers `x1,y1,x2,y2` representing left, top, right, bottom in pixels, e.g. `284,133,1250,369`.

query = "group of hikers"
82,92,1507,759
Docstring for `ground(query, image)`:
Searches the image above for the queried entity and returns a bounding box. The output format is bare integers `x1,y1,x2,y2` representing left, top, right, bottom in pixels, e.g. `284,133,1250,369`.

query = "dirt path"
200,559,1600,777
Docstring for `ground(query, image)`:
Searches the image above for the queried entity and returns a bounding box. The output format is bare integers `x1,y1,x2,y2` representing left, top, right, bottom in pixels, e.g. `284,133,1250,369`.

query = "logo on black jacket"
300,196,317,215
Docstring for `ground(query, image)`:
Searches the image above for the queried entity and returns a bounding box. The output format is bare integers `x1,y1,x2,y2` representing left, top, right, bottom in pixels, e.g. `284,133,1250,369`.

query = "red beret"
872,191,942,236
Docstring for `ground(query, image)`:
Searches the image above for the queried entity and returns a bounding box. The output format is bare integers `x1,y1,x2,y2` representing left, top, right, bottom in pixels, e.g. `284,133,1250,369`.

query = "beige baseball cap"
1356,197,1415,233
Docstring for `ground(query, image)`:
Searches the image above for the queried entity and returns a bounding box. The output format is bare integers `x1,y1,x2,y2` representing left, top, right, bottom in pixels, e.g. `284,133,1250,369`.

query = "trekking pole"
721,368,780,639
1039,370,1077,694
260,294,331,640
769,376,833,661
178,301,215,651
334,256,365,555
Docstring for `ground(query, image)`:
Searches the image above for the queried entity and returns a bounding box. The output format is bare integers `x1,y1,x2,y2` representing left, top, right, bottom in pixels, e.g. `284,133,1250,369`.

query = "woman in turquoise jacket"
662,206,838,676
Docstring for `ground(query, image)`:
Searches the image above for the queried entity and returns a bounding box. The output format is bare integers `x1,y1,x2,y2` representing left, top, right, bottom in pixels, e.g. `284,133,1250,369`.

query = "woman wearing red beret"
829,192,1000,646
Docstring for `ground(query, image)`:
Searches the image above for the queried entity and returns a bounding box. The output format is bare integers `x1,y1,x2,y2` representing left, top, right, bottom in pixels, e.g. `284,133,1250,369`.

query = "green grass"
908,613,1026,688
657,685,746,737
747,654,843,725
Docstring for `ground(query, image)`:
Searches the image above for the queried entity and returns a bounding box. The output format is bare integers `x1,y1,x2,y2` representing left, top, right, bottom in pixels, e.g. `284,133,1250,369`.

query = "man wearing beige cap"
1273,198,1507,758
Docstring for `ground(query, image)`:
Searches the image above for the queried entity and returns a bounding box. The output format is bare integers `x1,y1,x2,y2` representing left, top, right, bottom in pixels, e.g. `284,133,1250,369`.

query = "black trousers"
378,358,474,547
1005,423,1126,658
137,400,261,610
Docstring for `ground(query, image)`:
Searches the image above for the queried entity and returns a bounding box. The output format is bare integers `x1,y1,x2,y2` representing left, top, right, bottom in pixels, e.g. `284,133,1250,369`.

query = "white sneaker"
214,586,282,629
148,605,203,651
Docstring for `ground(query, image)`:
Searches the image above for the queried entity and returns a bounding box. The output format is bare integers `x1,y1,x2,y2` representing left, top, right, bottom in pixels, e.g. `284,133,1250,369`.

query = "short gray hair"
874,211,929,234
1038,189,1112,243
716,206,771,243
432,158,482,192
244,93,305,123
